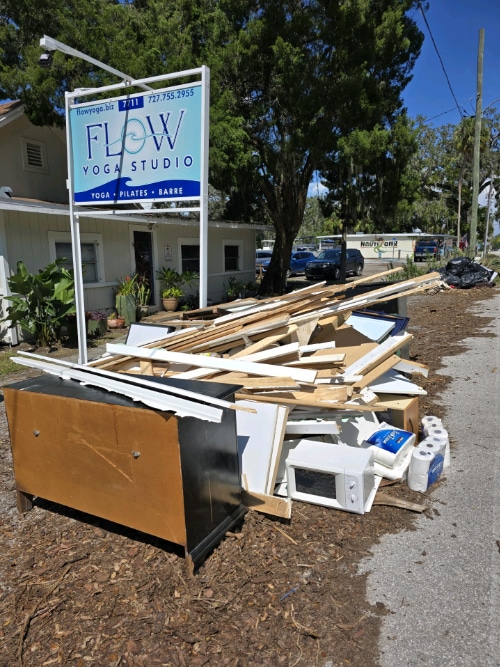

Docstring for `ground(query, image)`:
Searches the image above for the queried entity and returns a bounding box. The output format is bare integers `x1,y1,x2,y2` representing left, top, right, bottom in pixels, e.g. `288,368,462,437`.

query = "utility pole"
470,28,484,258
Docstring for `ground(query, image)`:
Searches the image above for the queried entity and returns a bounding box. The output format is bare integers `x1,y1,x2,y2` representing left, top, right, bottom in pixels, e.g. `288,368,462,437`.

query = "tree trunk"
257,160,314,296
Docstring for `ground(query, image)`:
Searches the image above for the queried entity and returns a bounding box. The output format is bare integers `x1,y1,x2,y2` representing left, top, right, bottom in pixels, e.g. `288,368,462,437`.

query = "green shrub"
2,259,76,347
385,257,427,282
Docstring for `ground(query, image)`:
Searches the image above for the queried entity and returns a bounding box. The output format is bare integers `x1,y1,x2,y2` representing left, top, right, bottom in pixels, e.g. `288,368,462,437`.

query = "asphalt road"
359,289,500,667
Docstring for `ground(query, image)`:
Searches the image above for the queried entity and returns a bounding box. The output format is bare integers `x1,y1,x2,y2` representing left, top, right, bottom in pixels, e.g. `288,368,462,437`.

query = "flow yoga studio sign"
69,84,202,205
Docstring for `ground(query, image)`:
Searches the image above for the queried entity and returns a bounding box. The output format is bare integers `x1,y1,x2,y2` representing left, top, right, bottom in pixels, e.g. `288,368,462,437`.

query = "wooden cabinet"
373,394,420,436
4,375,245,571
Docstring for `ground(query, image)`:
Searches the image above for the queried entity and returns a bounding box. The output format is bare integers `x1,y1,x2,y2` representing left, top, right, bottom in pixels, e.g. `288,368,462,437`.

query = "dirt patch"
0,284,497,667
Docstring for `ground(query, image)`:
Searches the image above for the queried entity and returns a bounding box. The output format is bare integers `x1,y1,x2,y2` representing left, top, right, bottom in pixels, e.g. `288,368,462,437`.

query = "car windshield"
316,250,340,260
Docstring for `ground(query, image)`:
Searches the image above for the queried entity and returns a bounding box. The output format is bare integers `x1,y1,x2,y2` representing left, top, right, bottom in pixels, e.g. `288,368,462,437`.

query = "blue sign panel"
69,85,202,205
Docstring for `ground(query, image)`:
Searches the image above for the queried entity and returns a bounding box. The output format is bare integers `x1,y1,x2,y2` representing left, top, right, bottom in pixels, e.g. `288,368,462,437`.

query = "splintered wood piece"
139,360,154,375
287,319,319,347
309,312,351,344
373,491,427,513
241,489,292,518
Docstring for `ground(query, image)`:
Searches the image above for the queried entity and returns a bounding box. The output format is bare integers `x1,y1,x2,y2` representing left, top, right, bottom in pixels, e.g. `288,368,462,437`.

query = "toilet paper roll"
421,415,442,431
409,448,435,475
421,435,447,460
418,437,446,459
425,427,450,468
407,449,434,492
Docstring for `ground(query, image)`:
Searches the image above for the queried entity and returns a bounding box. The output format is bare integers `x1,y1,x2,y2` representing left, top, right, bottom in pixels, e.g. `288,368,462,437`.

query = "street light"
38,35,154,364
39,35,153,91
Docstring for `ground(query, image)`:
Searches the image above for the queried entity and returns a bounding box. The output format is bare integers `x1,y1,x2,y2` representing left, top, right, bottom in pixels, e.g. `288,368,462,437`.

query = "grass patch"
0,349,22,377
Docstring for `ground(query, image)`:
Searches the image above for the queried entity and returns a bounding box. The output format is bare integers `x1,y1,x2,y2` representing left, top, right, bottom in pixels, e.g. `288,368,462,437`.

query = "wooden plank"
189,313,292,352
352,355,402,390
203,374,300,390
241,489,292,519
229,326,297,358
283,353,345,366
235,385,350,409
236,342,300,363
342,332,412,378
106,343,318,384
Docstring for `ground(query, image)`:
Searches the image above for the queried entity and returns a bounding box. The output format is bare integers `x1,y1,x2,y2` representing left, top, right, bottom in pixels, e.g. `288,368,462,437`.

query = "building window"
21,137,48,173
55,242,98,283
224,244,240,271
223,240,242,272
48,232,103,285
181,244,200,273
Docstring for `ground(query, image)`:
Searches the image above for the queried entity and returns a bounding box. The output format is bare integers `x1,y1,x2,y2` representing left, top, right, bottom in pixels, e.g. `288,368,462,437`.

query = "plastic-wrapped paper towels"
361,424,416,479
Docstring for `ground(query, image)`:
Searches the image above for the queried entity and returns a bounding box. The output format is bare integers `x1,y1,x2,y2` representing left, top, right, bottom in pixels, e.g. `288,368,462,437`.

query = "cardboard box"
373,394,419,436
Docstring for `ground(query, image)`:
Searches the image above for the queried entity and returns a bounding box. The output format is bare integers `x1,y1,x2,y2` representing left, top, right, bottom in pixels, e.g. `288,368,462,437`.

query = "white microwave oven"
285,440,376,514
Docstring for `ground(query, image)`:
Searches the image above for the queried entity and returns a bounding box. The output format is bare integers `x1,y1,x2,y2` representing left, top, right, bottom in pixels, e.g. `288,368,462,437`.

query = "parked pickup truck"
414,239,440,262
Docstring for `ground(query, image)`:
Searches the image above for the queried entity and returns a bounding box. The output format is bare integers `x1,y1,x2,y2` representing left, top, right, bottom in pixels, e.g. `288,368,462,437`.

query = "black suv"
305,248,364,280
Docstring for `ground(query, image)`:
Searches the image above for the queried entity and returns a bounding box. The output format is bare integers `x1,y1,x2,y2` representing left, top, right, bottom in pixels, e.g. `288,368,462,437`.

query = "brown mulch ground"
0,284,497,667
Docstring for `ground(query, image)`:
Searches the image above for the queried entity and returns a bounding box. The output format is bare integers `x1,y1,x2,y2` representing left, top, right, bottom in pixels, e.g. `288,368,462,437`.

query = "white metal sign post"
64,67,210,364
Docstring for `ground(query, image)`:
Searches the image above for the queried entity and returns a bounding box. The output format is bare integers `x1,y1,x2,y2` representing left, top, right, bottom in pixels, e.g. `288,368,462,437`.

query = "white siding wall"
0,207,258,343
0,116,68,203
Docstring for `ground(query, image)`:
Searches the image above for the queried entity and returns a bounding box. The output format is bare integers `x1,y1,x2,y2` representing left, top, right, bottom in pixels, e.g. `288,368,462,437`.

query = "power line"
417,1,464,120
426,107,462,122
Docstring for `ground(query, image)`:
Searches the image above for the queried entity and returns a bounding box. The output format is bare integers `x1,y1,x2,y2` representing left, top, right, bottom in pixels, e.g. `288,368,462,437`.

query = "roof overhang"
0,101,25,128
0,198,272,232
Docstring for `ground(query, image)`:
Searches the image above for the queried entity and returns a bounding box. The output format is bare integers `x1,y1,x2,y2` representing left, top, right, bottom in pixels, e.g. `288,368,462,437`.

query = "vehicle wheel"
286,269,291,278
333,266,341,280
355,263,363,276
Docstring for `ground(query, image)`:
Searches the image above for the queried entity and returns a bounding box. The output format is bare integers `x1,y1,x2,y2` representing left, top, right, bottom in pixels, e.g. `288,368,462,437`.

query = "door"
133,231,154,303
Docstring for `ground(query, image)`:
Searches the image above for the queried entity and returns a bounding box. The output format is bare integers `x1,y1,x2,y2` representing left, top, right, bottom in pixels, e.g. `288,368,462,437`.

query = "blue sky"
403,0,500,125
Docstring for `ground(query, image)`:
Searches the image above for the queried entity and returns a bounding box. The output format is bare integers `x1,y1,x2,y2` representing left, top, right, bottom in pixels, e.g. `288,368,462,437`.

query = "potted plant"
87,310,108,337
107,312,125,329
223,275,247,301
157,267,198,311
135,275,151,319
114,275,138,326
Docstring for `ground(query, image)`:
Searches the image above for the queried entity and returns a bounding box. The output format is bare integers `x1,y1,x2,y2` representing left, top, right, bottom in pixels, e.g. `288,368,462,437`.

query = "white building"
0,101,268,344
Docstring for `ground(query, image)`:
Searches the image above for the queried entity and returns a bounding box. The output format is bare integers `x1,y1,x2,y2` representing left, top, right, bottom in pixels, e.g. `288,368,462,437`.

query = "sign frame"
65,67,210,364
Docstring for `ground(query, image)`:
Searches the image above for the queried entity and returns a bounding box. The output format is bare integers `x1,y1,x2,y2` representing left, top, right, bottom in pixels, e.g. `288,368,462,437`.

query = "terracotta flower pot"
162,297,179,312
107,317,125,330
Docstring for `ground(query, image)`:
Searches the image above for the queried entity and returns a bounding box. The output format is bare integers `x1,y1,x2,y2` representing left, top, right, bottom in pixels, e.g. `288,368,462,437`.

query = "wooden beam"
106,343,318,384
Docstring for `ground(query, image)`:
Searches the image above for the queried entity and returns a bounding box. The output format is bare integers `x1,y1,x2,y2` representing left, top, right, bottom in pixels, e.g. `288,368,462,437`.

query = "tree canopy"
1,0,425,292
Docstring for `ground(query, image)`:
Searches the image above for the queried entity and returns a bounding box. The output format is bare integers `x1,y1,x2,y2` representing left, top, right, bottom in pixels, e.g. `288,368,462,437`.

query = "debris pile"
13,268,446,530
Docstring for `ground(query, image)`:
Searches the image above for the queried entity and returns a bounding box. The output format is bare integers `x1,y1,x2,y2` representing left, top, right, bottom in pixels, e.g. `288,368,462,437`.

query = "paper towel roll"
425,427,450,468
